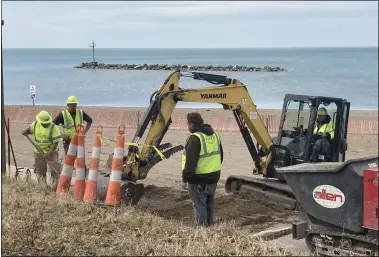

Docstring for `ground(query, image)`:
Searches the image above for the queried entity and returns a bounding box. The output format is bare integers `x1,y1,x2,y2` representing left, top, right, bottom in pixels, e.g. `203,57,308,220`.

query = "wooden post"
7,118,10,177
1,19,5,175
4,118,19,179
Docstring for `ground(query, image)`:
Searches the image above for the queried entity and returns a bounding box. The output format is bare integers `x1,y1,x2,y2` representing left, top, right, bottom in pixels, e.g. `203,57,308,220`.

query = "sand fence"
4,105,378,135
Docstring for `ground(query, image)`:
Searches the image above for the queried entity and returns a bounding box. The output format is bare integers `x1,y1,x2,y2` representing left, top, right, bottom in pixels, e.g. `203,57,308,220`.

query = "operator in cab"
310,107,334,162
182,112,223,227
22,111,63,187
53,96,92,155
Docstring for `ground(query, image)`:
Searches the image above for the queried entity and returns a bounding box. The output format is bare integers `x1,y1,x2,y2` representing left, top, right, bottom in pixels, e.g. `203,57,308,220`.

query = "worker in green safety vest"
181,112,223,227
22,110,63,186
53,96,92,155
310,107,335,162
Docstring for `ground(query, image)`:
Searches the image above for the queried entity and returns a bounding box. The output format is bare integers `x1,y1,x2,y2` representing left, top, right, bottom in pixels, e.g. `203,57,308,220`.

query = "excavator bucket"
120,181,145,206
98,142,184,206
96,173,145,206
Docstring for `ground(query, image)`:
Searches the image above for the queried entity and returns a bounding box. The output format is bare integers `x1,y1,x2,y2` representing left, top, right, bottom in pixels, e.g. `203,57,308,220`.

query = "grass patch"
1,176,302,256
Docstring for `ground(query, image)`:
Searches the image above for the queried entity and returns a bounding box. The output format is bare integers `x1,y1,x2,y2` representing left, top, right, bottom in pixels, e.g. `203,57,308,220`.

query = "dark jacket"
182,123,223,185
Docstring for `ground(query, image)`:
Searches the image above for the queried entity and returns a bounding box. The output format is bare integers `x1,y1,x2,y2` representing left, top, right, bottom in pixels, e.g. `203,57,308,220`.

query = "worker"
310,107,334,162
53,96,92,155
182,112,223,227
22,110,63,186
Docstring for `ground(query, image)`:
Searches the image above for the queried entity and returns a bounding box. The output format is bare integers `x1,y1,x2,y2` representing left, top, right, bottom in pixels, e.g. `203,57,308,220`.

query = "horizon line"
3,46,378,50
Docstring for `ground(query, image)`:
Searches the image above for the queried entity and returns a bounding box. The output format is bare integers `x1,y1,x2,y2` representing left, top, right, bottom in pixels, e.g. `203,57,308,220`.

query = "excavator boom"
122,70,275,183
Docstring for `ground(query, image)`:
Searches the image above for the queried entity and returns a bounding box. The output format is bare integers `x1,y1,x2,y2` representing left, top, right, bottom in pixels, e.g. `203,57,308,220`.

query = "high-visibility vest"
62,109,84,138
314,121,335,140
181,131,222,175
29,121,63,153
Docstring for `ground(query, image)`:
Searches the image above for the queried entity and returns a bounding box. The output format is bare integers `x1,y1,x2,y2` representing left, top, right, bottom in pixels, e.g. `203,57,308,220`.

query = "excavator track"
224,175,297,210
305,225,379,256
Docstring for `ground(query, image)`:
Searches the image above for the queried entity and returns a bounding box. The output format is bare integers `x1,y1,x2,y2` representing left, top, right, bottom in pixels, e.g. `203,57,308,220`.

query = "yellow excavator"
99,70,379,256
100,70,351,209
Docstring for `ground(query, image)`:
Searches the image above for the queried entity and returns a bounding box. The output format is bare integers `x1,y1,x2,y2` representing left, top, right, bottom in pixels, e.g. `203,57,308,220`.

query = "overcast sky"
2,1,378,48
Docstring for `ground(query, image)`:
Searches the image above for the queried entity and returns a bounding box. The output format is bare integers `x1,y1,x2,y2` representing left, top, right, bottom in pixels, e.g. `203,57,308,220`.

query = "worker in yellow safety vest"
310,107,335,162
22,111,63,186
53,96,92,155
181,112,223,227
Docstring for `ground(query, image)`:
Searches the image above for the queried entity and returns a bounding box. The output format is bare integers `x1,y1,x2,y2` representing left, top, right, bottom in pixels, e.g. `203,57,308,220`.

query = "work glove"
22,130,29,136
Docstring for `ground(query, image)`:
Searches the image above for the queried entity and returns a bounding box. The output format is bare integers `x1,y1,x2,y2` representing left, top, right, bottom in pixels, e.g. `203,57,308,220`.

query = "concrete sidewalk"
251,224,309,255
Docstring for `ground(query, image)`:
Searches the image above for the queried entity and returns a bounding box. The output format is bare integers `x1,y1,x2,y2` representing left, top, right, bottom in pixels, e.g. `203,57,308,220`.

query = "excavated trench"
134,185,298,233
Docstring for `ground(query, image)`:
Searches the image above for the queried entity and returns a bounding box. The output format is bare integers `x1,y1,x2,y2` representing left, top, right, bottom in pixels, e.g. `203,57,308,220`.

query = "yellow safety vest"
29,121,63,153
182,132,222,175
314,121,335,140
62,109,84,138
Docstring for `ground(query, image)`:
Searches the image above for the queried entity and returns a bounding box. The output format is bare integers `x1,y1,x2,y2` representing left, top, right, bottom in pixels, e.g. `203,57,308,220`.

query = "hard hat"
317,107,328,116
67,96,79,104
36,111,52,124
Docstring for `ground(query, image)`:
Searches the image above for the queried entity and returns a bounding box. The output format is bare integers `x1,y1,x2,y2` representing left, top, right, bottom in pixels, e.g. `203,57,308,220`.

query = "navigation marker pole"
89,40,97,66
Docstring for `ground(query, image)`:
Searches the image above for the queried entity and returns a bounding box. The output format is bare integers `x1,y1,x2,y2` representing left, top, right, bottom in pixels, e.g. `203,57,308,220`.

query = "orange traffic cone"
74,125,86,200
56,129,78,194
105,125,125,206
83,126,103,203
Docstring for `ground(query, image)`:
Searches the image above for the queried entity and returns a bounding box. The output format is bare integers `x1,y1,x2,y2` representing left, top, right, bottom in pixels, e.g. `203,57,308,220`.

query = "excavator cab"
265,94,350,178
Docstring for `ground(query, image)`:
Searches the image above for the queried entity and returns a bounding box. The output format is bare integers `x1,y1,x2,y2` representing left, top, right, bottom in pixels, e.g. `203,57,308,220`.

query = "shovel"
24,134,61,176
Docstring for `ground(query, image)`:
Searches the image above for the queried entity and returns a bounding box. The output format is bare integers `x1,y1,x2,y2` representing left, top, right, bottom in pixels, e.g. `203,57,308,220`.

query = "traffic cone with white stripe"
74,125,86,200
56,129,78,194
83,126,103,203
105,125,125,206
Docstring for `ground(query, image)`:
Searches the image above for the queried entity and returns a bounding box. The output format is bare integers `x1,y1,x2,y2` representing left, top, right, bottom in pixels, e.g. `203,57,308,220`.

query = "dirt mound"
1,177,302,256
136,185,297,233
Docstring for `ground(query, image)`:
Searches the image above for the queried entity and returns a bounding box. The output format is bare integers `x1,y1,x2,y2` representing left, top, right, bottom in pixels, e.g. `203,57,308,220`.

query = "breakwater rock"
74,62,287,72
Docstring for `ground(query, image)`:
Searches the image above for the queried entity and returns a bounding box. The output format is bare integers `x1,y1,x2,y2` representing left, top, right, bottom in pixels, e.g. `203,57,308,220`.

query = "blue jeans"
188,183,218,227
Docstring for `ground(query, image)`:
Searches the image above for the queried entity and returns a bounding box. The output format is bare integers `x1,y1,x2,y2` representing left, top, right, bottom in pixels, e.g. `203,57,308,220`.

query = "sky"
1,1,378,48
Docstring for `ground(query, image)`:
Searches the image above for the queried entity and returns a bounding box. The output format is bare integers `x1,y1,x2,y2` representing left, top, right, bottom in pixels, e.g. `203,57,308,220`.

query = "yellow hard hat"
317,107,328,116
67,96,79,104
36,111,52,124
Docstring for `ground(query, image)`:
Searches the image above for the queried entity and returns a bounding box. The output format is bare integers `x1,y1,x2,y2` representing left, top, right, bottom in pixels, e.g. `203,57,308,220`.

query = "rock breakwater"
74,62,287,72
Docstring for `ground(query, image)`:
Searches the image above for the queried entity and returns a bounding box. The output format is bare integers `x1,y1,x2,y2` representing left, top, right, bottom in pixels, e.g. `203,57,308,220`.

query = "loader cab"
272,94,350,168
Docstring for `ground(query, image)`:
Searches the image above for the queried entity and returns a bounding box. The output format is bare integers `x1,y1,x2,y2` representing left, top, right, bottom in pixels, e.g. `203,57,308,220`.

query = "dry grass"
1,176,304,256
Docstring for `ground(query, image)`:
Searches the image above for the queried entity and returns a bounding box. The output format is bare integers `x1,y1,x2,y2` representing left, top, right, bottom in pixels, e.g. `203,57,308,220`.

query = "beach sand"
4,105,378,233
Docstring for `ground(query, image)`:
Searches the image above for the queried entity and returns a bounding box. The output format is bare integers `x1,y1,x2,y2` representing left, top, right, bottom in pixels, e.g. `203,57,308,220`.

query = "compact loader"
98,70,378,256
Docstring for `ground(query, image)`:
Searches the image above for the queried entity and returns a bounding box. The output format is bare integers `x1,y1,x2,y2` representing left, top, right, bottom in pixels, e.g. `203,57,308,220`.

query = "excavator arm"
121,70,274,182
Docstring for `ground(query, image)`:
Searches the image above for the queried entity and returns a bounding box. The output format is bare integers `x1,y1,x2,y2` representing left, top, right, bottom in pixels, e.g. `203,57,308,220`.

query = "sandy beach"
5,105,378,183
4,105,378,231
4,105,377,193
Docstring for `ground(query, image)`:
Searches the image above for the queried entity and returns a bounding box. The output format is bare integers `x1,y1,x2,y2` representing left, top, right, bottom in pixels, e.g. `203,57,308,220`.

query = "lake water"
3,47,378,110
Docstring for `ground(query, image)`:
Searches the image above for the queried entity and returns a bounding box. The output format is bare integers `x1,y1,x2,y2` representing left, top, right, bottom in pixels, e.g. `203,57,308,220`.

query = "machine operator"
181,112,223,227
310,107,335,162
53,96,92,155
